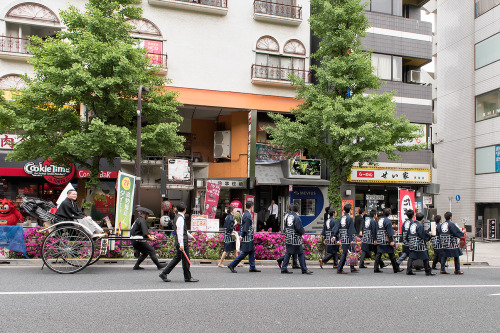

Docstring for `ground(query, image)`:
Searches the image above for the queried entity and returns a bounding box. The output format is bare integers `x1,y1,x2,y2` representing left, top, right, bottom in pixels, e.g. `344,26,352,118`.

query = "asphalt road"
1,264,499,333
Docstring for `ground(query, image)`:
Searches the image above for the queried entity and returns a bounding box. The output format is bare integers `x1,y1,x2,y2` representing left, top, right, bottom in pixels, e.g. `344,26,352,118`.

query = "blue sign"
496,145,500,172
456,195,461,202
289,186,324,227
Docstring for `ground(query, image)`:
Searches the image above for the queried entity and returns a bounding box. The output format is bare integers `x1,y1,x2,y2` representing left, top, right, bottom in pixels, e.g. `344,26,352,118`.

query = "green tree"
267,0,424,211
0,0,184,192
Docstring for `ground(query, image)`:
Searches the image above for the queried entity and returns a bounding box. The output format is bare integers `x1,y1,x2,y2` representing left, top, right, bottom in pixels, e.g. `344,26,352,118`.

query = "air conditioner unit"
408,70,421,83
214,130,231,159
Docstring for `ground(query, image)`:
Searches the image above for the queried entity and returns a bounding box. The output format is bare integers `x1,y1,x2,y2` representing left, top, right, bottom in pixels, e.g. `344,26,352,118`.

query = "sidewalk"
470,240,500,267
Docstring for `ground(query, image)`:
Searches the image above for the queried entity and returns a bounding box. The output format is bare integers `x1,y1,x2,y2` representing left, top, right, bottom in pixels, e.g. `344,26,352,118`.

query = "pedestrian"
437,211,464,275
323,206,330,226
359,209,377,268
374,208,404,273
280,204,312,274
354,207,364,237
159,202,198,282
406,212,435,276
333,203,358,274
277,204,299,269
396,209,414,265
218,205,238,268
227,201,261,273
131,207,166,270
267,199,279,232
431,215,443,270
319,208,339,269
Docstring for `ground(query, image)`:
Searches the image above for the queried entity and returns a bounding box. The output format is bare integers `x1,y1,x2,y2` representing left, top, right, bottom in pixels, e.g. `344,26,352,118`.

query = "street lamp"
136,85,149,209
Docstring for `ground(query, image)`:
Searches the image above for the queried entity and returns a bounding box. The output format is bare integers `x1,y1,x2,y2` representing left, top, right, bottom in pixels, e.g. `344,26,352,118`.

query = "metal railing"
252,64,311,83
0,36,30,54
171,0,228,8
146,52,168,68
253,0,302,20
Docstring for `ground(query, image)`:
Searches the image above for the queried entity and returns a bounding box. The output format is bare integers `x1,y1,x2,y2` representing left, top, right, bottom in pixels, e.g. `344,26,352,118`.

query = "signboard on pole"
207,218,220,238
191,215,208,232
399,189,415,234
115,171,136,236
203,181,221,219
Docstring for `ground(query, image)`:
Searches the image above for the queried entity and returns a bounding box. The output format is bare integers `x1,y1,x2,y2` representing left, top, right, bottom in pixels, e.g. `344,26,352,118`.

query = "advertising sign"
143,40,162,65
399,189,415,234
342,200,354,217
167,159,191,183
191,215,208,232
488,219,497,239
496,145,500,172
255,143,301,164
0,134,21,150
203,181,221,219
206,218,220,238
114,172,136,236
23,159,76,185
349,167,431,184
288,159,321,179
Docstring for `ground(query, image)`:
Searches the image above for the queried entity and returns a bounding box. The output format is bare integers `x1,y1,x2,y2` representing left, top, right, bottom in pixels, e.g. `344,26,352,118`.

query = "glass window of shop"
368,0,402,16
475,32,500,69
475,0,500,18
476,89,500,121
293,198,316,216
475,145,500,174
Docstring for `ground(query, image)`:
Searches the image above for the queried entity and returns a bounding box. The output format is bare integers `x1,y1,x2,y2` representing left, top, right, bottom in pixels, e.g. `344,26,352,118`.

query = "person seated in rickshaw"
55,189,105,237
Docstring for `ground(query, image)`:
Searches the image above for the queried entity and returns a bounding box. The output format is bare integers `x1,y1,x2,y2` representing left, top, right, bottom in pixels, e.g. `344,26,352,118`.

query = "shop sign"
143,40,162,65
114,171,135,236
366,194,384,201
256,143,301,164
191,215,208,231
496,145,500,172
23,159,76,185
288,159,321,179
349,167,431,184
399,189,415,234
77,170,118,179
167,159,191,183
203,181,221,219
0,134,21,150
210,179,246,188
423,196,432,205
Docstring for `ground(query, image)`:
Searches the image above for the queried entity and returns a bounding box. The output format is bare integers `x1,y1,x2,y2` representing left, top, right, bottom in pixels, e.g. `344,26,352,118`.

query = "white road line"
2,285,500,296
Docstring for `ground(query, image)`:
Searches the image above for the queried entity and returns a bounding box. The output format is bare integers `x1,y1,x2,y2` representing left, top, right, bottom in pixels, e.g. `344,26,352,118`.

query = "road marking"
2,285,500,296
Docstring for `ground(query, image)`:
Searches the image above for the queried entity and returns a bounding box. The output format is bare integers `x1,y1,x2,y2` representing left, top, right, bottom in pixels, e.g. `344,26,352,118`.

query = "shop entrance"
476,203,500,239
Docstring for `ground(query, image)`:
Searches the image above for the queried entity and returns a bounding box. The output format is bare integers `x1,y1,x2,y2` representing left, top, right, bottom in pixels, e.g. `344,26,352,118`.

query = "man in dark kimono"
374,208,404,273
406,212,435,276
333,203,358,274
281,204,312,274
359,209,377,268
130,207,166,270
354,208,364,237
319,209,338,269
277,204,299,269
431,215,443,270
396,209,414,265
228,201,261,273
437,211,464,275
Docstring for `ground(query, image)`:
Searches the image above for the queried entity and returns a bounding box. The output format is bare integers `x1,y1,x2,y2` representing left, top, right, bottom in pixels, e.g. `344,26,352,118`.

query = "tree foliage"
0,0,184,188
267,0,424,211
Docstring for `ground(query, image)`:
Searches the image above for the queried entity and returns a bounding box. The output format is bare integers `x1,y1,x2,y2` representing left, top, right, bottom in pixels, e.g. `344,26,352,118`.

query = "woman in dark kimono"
218,205,237,267
319,209,338,269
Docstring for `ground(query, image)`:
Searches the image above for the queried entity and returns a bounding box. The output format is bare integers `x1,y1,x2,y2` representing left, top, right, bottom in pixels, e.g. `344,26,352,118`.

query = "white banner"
349,167,431,184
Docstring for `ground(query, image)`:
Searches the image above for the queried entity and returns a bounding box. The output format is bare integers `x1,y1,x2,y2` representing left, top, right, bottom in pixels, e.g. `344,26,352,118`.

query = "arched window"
126,19,162,38
0,74,26,90
256,36,279,52
283,39,306,55
6,3,60,24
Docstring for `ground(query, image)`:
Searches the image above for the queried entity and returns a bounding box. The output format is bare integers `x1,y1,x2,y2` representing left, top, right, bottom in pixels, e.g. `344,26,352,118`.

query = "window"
292,199,316,216
372,53,402,81
475,33,500,69
475,145,500,174
475,0,500,18
256,36,279,52
476,89,500,121
367,0,403,16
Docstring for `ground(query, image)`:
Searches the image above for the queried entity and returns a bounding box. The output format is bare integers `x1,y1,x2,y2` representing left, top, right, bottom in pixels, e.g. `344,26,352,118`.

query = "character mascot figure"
0,198,24,226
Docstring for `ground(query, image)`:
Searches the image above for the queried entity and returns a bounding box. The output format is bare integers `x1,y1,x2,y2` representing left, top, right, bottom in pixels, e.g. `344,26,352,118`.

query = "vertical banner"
144,40,162,65
114,171,136,236
203,181,221,219
496,145,500,172
247,110,257,180
399,189,415,234
244,194,256,231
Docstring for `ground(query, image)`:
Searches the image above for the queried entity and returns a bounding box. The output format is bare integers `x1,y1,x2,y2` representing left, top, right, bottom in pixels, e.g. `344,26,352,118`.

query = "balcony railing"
252,64,311,84
253,0,302,20
169,0,227,8
147,52,168,68
0,36,29,54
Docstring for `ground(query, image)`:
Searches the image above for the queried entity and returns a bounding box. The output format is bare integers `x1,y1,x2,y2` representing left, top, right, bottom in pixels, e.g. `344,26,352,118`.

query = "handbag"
346,245,358,266
231,230,238,241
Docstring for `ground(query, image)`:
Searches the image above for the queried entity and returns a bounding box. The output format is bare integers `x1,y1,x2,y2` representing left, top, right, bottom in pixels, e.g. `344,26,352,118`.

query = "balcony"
251,64,311,87
0,36,31,61
148,0,228,16
253,0,302,26
147,53,168,76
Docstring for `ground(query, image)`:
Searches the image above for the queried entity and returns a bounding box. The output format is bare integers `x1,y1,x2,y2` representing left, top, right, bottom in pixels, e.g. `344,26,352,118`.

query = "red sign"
342,200,354,217
23,159,75,185
144,40,162,65
399,189,415,233
357,171,374,178
203,181,222,219
77,170,119,179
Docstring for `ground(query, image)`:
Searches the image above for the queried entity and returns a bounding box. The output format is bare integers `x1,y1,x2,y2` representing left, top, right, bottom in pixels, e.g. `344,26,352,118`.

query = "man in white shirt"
159,202,198,282
267,200,279,232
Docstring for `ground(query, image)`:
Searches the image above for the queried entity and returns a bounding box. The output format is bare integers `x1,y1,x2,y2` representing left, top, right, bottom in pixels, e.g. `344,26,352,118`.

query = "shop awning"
280,178,330,186
255,164,283,185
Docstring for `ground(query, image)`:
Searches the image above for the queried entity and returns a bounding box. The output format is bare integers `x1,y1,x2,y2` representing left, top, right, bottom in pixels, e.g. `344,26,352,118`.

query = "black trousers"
161,244,191,280
278,254,298,266
407,258,431,274
432,251,442,269
374,252,399,272
322,252,338,266
132,241,161,268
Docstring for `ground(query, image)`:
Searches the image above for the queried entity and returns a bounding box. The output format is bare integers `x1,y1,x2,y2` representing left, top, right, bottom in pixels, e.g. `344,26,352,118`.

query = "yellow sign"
121,177,131,191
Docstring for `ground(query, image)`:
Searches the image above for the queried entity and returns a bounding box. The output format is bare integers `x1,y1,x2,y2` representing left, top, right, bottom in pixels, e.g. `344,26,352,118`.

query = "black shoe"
406,272,416,275
374,270,383,273
431,266,437,270
133,266,144,270
249,269,261,272
228,265,237,273
185,278,199,282
359,265,367,269
394,268,404,273
426,272,436,276
159,273,170,282
157,263,167,270
302,270,313,275
292,265,300,269
276,259,283,269
281,270,293,274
